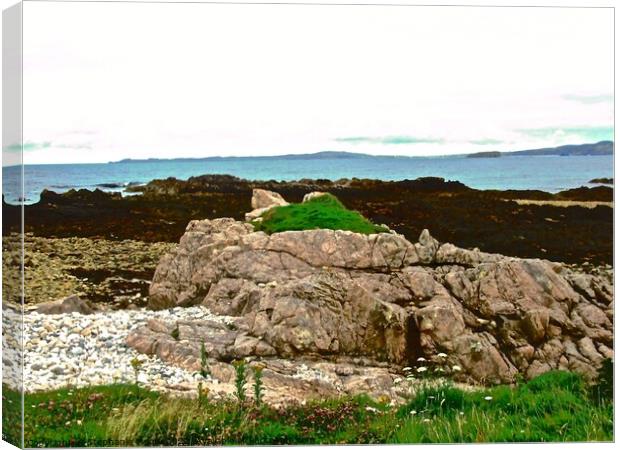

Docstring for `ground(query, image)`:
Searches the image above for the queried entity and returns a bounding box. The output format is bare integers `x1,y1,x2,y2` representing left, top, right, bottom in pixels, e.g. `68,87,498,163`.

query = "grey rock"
34,295,96,315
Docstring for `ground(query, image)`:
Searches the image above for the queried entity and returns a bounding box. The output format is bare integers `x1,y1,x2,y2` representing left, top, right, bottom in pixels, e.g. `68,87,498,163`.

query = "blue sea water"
1,154,613,205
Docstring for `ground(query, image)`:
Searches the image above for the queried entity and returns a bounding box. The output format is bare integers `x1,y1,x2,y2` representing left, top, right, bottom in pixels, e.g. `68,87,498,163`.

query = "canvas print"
1,1,614,447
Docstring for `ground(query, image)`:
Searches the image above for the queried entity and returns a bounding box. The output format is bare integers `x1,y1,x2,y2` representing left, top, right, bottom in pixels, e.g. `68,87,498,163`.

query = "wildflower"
403,366,412,372
365,406,379,413
76,420,82,426
484,396,493,401
437,352,448,358
452,365,462,372
459,411,464,415
417,357,427,362
65,421,71,426
423,418,431,423
394,378,402,384
409,410,417,415
416,366,428,373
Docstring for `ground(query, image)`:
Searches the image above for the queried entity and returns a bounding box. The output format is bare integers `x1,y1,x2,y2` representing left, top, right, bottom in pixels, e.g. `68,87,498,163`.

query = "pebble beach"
2,306,234,394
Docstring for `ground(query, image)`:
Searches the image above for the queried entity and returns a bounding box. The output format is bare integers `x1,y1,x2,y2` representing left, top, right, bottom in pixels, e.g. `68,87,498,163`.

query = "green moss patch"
252,194,388,235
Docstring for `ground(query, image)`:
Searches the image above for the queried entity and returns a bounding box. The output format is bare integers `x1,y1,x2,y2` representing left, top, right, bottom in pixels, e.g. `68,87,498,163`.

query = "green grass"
391,371,613,443
2,384,22,447
17,384,159,448
252,193,388,234
6,371,613,447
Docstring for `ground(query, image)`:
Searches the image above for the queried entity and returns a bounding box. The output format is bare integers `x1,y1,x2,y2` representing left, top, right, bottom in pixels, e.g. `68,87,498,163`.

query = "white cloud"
20,2,613,164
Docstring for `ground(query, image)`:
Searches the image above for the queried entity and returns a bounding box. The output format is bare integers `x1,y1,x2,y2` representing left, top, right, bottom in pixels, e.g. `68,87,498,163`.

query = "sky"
7,2,615,164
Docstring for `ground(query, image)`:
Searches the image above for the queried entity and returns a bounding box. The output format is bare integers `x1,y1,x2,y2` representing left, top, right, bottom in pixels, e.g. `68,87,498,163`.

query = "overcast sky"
11,2,615,164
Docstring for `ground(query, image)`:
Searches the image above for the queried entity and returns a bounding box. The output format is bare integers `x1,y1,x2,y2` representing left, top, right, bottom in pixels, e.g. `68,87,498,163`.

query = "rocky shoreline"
3,304,468,405
2,182,613,407
3,175,613,264
2,234,174,307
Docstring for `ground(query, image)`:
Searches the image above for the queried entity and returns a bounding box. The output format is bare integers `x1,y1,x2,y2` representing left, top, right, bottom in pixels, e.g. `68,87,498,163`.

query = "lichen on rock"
131,208,614,389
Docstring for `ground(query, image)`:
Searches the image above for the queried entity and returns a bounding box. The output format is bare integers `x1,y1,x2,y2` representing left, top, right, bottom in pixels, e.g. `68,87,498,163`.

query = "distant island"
467,151,502,158
111,151,375,164
110,141,613,163
589,177,613,185
467,141,613,158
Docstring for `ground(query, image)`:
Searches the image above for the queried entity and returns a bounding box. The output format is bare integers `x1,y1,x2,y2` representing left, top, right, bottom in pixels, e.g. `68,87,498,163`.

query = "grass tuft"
252,194,388,235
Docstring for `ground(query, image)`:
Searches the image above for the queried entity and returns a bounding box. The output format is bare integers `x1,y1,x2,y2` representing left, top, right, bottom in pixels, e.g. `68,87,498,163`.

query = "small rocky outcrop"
303,191,327,202
34,295,97,315
133,214,613,390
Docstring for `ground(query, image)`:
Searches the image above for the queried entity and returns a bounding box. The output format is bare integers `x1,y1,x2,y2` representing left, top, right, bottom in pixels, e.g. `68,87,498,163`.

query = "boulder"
34,294,96,315
137,217,614,387
245,189,289,221
251,189,288,210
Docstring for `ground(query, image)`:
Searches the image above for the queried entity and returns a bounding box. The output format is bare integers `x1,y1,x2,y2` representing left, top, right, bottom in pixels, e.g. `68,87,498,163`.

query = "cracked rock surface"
131,217,613,388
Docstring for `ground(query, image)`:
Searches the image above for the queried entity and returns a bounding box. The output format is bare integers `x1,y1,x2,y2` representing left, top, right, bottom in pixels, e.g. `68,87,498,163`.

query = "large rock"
138,217,614,387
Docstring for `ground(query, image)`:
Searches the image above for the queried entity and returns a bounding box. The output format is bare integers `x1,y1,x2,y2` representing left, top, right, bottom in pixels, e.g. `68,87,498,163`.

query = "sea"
1,154,613,205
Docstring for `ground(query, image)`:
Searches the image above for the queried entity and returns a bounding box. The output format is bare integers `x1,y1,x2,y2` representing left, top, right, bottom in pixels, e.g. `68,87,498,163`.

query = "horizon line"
1,139,614,168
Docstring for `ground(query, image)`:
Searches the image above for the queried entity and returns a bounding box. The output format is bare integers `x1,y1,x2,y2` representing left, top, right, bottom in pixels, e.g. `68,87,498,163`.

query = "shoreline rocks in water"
3,175,613,264
128,210,613,388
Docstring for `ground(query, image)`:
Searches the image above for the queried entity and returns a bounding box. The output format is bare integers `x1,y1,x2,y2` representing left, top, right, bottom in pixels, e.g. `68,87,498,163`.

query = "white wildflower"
365,406,379,413
437,352,448,358
423,418,431,423
409,410,417,415
452,365,462,372
417,357,427,362
484,396,493,401
416,366,428,373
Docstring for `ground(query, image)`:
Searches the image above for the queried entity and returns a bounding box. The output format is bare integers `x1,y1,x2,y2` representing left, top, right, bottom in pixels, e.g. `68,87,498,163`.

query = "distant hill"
112,151,374,164
111,141,613,163
467,151,501,158
467,141,613,158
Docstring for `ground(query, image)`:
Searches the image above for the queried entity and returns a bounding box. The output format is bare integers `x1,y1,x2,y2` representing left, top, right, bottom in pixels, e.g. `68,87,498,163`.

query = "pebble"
2,306,227,393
